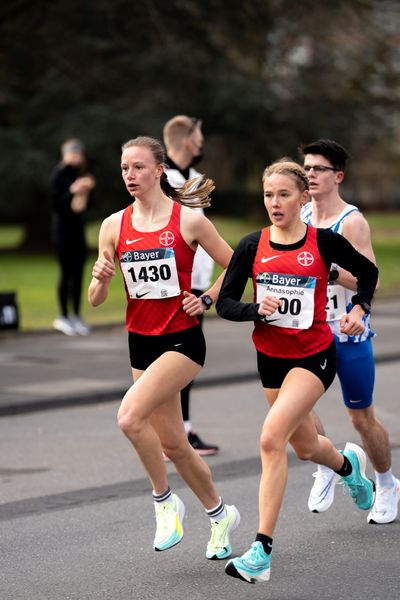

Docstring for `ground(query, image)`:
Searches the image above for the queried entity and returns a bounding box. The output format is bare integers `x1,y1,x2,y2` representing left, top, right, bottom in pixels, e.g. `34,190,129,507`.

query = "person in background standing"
163,115,219,456
51,138,95,336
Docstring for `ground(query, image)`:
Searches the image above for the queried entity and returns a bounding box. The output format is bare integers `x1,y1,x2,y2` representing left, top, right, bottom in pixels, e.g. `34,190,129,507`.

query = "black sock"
335,455,352,477
255,533,273,555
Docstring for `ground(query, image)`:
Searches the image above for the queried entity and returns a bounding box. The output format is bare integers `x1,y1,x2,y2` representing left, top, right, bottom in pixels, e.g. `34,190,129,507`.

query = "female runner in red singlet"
88,136,240,560
217,159,378,585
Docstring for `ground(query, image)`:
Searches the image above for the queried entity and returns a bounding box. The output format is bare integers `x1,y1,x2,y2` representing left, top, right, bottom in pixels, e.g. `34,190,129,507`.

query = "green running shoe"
153,494,185,551
206,504,240,560
341,442,375,511
225,541,271,583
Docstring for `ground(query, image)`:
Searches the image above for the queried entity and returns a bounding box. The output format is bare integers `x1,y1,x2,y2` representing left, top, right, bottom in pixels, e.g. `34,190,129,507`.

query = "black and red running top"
116,201,198,335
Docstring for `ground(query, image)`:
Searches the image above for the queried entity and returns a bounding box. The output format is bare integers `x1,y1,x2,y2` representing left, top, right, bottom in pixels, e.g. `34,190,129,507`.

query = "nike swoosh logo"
126,237,144,244
263,317,279,323
173,343,183,347
261,255,281,263
349,399,363,404
320,359,327,370
136,291,150,299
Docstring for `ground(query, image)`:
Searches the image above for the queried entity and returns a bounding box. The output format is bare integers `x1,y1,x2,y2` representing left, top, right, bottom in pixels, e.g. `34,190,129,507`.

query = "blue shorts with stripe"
336,337,375,409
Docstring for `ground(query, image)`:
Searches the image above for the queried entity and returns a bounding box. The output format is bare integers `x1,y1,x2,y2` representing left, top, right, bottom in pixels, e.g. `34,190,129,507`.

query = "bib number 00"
278,297,301,316
256,271,316,329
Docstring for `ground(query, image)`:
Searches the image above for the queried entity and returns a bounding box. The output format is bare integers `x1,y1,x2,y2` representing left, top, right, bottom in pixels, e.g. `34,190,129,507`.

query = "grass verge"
0,214,398,331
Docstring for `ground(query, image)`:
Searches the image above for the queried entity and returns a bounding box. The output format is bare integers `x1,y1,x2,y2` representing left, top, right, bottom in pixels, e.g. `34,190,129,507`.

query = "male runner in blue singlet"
301,139,399,524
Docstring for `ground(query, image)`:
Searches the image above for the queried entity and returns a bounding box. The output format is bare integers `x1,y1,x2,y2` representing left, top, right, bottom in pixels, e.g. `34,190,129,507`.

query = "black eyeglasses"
304,165,337,174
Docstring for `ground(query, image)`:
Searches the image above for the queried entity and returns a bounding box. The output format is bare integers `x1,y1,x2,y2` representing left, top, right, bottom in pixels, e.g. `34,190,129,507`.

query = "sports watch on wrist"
357,301,371,315
200,294,213,310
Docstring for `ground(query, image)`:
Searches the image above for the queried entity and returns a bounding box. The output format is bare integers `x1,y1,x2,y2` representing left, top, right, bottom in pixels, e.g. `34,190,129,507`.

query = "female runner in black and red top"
217,159,379,585
88,136,240,560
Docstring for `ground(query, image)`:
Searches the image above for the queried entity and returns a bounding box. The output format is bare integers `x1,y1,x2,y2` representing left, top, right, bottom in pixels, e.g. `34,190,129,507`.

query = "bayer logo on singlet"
297,251,314,266
159,231,175,246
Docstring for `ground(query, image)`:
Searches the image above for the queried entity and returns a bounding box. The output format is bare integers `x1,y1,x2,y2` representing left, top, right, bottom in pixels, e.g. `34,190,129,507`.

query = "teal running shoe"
341,442,375,511
225,541,271,583
206,505,240,560
153,494,185,551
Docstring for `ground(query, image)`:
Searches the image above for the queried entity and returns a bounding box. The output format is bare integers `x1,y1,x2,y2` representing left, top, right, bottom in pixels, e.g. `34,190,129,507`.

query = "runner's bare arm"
180,208,233,312
88,213,121,307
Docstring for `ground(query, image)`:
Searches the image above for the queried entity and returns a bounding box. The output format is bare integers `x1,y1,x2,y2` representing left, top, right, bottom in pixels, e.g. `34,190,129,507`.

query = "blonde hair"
163,115,201,152
121,136,213,208
262,158,309,192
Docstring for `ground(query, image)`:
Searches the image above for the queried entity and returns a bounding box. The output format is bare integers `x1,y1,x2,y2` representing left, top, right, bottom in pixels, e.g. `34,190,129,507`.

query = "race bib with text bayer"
120,248,180,300
256,272,316,329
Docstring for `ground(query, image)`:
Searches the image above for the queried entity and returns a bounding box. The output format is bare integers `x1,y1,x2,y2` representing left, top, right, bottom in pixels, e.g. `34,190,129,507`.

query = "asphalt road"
1,358,400,600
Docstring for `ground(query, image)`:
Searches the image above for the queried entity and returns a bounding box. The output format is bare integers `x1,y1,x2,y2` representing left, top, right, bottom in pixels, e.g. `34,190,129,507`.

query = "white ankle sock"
206,497,226,522
375,469,395,489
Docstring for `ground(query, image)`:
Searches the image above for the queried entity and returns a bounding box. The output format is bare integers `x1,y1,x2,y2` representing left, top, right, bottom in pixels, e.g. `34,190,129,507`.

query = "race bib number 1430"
121,247,180,300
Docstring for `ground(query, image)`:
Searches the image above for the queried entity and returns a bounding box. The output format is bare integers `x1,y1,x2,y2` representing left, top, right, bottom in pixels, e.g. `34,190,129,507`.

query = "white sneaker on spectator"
53,316,77,336
367,478,400,524
308,466,339,513
69,315,91,336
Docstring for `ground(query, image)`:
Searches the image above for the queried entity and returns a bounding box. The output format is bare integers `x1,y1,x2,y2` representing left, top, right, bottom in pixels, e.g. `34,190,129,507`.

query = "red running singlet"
116,201,198,335
252,226,333,358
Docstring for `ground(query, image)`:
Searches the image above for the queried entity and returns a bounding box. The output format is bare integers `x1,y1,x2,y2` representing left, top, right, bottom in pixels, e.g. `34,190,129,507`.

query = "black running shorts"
128,325,206,370
257,340,336,390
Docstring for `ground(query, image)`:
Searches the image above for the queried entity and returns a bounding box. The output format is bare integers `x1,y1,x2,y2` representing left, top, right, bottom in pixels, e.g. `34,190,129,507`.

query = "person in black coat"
51,138,95,336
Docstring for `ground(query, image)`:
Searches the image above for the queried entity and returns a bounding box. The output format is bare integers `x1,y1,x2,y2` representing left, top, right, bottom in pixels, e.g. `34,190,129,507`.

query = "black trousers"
181,289,204,421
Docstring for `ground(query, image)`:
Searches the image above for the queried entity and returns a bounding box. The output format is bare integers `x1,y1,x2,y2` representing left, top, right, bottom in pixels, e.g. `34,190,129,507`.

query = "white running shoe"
69,315,91,336
206,504,240,559
153,494,185,551
308,466,339,513
53,316,77,336
367,478,400,524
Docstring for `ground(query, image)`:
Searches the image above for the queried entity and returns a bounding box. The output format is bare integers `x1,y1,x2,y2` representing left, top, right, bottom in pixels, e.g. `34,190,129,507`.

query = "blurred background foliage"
1,0,400,249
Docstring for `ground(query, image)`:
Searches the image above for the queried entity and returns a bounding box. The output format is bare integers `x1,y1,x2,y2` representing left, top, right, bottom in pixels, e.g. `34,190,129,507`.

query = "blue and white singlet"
301,202,374,344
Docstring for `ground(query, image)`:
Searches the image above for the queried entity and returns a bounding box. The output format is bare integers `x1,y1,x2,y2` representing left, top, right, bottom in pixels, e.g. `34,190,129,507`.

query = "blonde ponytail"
173,175,215,208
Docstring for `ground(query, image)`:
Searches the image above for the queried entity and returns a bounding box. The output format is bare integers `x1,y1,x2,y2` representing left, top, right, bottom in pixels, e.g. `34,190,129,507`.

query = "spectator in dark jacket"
51,138,95,336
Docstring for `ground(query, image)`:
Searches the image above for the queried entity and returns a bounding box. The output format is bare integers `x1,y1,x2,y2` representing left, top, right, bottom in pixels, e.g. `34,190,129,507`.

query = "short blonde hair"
163,115,201,152
262,158,309,192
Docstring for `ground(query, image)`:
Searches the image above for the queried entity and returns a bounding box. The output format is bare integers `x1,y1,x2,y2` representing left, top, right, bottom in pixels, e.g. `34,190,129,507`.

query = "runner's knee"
117,405,145,438
260,428,285,456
